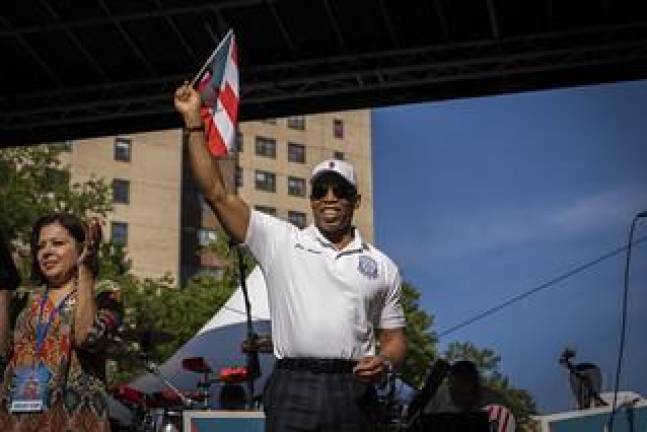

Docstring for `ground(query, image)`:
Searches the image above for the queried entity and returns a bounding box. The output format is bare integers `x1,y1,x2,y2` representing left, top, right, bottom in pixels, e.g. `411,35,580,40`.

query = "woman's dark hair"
30,213,99,285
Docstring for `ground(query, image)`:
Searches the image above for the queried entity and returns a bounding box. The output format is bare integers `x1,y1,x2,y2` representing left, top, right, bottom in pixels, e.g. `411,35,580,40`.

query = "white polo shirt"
244,209,405,360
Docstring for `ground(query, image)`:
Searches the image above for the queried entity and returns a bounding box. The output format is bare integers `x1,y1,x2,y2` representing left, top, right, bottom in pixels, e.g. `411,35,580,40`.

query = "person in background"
424,360,516,432
0,213,122,432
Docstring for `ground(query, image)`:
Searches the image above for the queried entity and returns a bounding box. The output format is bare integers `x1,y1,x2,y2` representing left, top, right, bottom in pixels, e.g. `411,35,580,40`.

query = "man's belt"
276,358,357,373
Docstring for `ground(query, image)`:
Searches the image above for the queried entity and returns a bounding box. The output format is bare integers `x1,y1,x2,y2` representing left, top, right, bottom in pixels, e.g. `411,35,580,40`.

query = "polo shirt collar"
306,225,367,254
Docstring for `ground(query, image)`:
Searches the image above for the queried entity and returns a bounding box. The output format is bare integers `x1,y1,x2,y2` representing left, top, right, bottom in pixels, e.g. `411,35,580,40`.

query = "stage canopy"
131,267,273,403
2,0,647,147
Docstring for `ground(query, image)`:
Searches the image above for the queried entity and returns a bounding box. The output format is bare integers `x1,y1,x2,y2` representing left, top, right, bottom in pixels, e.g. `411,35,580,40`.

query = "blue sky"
372,79,647,413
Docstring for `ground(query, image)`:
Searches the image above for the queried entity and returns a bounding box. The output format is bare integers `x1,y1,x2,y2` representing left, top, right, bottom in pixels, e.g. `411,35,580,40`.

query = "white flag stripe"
223,53,239,97
216,94,236,128
214,100,235,150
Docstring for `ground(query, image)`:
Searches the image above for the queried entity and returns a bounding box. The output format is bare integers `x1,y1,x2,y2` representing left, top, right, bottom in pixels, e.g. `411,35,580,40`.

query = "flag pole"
189,29,233,87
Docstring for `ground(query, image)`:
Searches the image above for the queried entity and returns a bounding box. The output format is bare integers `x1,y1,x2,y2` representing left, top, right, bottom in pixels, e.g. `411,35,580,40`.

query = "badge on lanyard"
10,290,74,413
10,363,51,412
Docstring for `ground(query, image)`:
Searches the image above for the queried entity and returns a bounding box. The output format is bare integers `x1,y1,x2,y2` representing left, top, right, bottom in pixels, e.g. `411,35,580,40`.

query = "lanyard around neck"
35,289,76,359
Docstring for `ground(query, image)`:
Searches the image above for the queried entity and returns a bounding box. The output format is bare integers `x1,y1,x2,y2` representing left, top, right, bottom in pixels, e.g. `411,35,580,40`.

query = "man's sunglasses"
310,182,357,200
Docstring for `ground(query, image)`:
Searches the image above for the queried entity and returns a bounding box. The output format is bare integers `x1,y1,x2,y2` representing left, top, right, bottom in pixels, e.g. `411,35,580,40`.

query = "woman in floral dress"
0,213,122,432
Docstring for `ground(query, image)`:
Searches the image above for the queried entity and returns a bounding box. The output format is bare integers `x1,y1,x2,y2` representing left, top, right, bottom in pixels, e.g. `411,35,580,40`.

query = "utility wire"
438,234,647,339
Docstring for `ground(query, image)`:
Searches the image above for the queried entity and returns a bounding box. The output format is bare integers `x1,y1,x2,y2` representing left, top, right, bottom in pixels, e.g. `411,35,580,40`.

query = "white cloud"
411,185,647,264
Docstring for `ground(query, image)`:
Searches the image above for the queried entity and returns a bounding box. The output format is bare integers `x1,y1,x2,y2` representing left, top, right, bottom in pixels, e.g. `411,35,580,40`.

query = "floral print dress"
0,287,122,432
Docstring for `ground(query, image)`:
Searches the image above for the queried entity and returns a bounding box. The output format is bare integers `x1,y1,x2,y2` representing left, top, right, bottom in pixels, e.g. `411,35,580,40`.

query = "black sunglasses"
310,182,357,200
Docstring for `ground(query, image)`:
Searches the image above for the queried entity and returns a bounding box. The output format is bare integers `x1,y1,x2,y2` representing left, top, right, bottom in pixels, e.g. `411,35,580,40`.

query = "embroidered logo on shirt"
358,255,378,279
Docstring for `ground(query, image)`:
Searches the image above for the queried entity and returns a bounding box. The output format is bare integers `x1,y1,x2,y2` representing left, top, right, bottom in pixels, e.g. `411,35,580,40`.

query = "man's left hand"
353,355,391,383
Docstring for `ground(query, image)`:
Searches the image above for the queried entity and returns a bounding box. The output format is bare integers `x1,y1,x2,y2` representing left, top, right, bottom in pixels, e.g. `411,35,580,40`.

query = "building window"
333,151,345,160
197,228,218,247
287,116,306,130
255,205,277,216
111,222,128,246
235,166,243,188
255,136,276,158
255,170,276,192
235,131,243,152
288,142,305,163
288,177,306,197
112,179,130,204
333,118,344,139
114,137,132,162
288,211,307,228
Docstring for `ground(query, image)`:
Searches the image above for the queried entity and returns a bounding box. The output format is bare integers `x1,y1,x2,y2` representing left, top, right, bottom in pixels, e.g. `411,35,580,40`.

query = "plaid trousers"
262,367,378,432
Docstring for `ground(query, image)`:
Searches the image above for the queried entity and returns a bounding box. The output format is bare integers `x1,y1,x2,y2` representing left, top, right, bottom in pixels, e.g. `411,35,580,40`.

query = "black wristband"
183,125,204,135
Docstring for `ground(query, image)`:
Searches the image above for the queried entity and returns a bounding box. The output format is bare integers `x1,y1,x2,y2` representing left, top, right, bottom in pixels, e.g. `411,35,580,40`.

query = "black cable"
607,215,643,432
438,234,647,339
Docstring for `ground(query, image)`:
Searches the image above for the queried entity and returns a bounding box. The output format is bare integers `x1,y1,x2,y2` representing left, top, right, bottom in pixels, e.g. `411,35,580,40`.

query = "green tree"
107,272,236,385
0,144,111,249
399,282,438,387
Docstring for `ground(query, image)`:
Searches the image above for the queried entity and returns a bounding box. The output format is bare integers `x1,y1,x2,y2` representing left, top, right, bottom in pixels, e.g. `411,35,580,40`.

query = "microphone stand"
234,243,260,409
405,359,450,431
144,358,196,408
229,145,260,410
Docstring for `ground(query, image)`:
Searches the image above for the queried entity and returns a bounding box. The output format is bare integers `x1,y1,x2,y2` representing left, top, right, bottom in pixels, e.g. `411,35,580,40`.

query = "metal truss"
2,20,647,135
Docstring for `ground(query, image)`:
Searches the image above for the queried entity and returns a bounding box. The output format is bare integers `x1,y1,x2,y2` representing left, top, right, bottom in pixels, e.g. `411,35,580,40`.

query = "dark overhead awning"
2,0,647,147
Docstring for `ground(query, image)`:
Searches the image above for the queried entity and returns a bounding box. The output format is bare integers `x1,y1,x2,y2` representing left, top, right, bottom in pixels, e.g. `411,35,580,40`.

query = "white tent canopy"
130,267,275,403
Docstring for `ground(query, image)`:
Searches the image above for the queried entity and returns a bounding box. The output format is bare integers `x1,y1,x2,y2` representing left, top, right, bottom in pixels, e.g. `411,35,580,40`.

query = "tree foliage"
399,282,438,387
106,272,236,385
0,144,111,248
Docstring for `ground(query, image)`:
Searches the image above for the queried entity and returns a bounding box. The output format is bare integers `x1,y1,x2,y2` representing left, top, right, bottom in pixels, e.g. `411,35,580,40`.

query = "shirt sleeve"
77,288,123,353
244,209,294,271
379,265,406,329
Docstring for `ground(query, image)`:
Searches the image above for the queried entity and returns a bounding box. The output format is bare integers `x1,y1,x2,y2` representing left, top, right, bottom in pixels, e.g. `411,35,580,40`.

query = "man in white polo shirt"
174,83,407,432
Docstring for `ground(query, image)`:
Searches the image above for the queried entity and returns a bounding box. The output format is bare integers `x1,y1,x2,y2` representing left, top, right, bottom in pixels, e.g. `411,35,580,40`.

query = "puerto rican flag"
198,29,238,157
484,404,516,432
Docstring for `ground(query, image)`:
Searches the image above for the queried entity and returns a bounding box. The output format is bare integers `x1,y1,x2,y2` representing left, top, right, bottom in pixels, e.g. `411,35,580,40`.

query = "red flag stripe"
219,82,239,125
207,126,227,156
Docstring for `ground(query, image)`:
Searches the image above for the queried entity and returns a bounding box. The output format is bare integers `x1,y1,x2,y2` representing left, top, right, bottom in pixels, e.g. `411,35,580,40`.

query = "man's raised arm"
174,83,250,243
